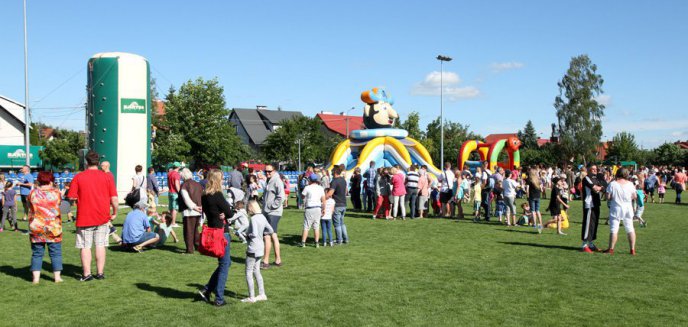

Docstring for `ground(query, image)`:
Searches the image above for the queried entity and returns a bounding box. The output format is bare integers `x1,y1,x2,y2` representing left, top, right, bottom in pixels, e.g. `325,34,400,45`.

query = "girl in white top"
131,165,148,208
604,168,638,255
502,170,520,226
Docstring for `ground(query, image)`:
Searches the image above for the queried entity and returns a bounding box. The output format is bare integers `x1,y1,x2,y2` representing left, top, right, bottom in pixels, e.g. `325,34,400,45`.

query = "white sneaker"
254,294,268,302
241,297,256,303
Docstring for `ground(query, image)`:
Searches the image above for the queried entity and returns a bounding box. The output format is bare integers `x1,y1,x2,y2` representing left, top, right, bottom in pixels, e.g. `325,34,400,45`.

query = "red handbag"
198,225,227,258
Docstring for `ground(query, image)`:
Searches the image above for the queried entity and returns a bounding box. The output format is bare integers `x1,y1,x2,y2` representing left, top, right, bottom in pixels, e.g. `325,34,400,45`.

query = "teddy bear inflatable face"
364,101,398,129
361,88,399,129
506,136,521,152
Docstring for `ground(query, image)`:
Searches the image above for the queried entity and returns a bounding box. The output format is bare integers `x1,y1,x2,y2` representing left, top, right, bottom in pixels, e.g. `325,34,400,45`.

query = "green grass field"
1,192,687,326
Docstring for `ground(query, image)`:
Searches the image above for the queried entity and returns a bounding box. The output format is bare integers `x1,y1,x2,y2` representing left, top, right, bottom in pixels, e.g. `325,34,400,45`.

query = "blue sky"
1,1,687,148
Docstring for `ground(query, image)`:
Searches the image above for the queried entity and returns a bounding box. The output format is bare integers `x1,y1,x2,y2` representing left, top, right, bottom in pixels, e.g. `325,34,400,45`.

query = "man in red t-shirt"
68,151,118,281
167,162,182,225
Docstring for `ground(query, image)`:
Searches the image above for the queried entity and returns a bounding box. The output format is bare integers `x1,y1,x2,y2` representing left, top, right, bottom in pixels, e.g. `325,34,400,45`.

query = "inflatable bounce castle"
327,88,442,179
457,137,521,172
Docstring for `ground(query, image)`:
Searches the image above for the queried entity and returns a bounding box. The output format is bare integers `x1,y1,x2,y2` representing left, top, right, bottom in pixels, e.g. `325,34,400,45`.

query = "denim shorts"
267,215,281,233
529,198,540,212
131,232,158,245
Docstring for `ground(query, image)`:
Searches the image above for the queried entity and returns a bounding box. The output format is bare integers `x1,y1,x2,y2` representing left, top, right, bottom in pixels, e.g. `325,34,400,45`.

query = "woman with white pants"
604,168,638,255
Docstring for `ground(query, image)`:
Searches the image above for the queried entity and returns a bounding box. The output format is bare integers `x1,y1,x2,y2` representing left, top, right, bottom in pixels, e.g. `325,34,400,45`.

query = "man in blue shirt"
121,204,159,252
644,172,659,203
17,165,34,221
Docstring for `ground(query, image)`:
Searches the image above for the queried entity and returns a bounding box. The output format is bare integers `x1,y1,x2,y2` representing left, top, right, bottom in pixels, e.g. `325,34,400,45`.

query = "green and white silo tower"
87,52,151,199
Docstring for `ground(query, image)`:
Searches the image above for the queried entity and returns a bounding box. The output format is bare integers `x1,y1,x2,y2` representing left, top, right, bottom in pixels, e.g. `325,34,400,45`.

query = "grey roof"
230,108,303,146
258,110,302,124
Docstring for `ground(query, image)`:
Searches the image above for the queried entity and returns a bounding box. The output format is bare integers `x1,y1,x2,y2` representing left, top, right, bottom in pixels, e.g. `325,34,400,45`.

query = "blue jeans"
333,207,349,243
31,242,63,272
529,198,541,212
205,233,231,304
321,219,333,245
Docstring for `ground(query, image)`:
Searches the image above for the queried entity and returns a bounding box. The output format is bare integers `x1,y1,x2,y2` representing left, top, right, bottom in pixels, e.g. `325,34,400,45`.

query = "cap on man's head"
173,162,181,168
309,174,320,182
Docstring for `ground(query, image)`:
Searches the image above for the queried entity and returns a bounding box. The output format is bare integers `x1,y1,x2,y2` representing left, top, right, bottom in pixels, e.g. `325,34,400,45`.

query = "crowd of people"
0,151,686,305
292,160,687,256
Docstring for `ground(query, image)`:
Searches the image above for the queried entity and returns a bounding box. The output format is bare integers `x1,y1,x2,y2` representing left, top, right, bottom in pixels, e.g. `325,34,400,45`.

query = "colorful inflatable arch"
326,88,442,180
458,137,521,172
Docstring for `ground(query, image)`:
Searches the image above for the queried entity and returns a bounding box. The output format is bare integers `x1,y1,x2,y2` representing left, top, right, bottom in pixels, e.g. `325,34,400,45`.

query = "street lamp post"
23,0,31,166
345,106,356,137
296,137,302,172
436,55,452,167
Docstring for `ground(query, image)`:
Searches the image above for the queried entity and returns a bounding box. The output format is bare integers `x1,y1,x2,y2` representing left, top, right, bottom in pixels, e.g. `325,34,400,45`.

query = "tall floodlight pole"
23,0,31,166
345,106,356,137
297,139,301,172
436,55,452,167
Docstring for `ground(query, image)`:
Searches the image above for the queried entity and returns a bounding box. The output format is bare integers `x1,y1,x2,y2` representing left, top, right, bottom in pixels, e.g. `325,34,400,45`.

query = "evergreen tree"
517,120,539,149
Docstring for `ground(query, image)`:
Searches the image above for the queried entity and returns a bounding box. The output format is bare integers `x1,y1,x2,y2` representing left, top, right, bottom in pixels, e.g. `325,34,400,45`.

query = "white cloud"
490,62,524,73
671,130,687,137
410,71,480,101
595,94,612,106
605,118,688,134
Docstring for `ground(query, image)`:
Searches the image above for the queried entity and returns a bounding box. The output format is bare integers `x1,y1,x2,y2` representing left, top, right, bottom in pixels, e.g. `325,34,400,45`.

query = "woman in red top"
390,167,407,220
28,171,63,284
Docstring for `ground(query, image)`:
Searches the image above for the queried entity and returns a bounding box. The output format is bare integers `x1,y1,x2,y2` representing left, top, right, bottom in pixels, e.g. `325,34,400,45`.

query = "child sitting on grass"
518,202,531,226
634,184,647,227
151,211,179,245
242,200,273,303
228,201,249,243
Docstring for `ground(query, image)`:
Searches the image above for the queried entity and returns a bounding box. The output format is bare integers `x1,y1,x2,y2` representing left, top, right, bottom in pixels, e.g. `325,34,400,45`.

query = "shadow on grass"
185,283,247,299
498,241,580,252
134,283,246,301
0,262,82,282
497,228,538,234
136,282,200,300
280,234,305,246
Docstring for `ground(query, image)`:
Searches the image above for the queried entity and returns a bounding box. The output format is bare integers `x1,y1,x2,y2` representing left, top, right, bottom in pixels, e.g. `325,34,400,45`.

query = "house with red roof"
316,112,364,138
674,140,688,150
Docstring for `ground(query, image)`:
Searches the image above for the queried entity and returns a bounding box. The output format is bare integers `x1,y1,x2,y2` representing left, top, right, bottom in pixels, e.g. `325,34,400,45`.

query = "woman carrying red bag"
197,170,234,307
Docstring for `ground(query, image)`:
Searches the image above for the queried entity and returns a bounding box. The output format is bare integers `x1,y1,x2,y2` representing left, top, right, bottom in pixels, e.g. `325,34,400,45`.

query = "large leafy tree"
40,138,76,169
399,111,424,140
554,54,605,163
653,143,684,166
424,117,481,166
38,127,85,169
262,116,342,166
606,132,638,163
154,78,250,168
517,120,539,149
520,143,558,167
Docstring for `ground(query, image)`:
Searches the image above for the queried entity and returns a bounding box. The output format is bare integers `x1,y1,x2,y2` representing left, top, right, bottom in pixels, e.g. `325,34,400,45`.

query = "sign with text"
120,98,147,114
